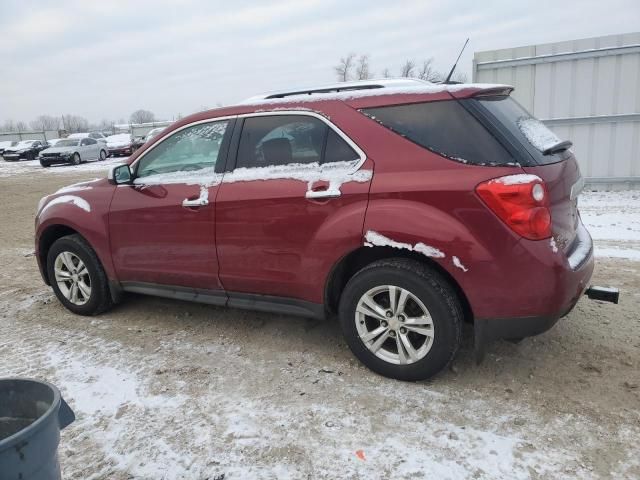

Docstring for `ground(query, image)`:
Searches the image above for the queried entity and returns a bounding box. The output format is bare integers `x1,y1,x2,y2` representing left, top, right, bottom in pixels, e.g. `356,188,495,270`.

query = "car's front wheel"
47,234,113,316
99,149,107,161
40,160,50,168
339,258,462,381
71,153,81,165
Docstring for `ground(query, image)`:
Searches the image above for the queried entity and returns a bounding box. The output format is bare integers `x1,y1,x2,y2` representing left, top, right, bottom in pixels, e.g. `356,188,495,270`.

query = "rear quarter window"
361,100,514,166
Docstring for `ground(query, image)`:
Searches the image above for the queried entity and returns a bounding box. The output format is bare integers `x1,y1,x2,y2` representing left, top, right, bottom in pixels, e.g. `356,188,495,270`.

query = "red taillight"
476,174,551,240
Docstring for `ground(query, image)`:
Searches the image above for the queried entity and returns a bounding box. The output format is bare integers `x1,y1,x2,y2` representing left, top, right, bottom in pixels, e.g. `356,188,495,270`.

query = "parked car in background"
3,139,48,161
145,127,164,142
0,140,18,156
39,137,108,167
68,132,108,144
106,133,136,156
46,138,64,147
34,79,607,381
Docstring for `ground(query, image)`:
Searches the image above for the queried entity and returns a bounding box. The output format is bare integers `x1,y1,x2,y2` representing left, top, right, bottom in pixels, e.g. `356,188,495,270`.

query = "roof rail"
241,78,431,103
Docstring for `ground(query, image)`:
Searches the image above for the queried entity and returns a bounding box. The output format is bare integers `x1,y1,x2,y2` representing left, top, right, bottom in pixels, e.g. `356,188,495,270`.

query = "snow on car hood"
40,146,77,154
106,134,132,147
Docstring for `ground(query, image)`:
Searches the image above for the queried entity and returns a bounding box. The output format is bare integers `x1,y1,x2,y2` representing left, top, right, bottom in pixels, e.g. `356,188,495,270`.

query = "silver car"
38,137,108,167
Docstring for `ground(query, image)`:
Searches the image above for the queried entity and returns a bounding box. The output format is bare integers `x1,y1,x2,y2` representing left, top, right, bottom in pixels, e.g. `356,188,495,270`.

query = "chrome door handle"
182,197,209,207
305,190,341,199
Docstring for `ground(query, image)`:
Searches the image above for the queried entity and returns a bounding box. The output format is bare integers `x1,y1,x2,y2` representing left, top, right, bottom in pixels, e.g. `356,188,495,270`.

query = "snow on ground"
0,157,126,178
580,190,640,261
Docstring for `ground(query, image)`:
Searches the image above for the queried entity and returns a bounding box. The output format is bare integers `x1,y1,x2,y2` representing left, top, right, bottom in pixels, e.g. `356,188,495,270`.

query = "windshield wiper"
543,140,573,155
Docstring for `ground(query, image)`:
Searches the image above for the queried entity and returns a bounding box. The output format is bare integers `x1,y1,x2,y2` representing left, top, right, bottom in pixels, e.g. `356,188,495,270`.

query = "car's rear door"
215,112,373,305
109,118,235,292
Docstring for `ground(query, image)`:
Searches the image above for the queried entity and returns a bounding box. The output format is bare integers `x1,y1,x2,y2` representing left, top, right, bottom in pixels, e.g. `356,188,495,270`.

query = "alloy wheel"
54,251,91,305
355,285,434,365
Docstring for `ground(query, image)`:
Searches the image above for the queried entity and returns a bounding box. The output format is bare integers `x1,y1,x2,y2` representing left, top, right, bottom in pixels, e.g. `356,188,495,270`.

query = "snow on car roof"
240,79,512,105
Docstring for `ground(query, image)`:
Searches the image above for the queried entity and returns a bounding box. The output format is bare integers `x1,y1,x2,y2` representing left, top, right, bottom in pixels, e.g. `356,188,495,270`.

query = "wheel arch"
324,245,473,323
38,224,81,284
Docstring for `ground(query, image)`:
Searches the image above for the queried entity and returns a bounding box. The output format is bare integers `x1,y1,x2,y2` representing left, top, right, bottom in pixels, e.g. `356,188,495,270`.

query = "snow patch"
550,237,559,253
365,231,445,259
134,161,371,199
452,256,468,272
241,83,511,106
517,117,561,152
55,178,100,194
41,195,90,214
491,174,541,185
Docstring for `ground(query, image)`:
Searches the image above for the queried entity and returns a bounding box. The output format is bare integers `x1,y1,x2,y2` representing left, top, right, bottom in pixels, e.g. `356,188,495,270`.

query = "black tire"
47,234,113,316
40,160,50,168
99,149,107,161
338,258,462,381
71,153,81,165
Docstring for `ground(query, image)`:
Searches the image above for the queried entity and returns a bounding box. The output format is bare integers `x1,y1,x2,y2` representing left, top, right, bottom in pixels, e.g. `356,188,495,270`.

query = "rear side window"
236,115,360,169
476,96,566,165
324,129,359,163
361,100,513,165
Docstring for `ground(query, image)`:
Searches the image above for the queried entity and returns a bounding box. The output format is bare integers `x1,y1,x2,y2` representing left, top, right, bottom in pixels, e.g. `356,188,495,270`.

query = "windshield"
476,96,567,165
17,141,35,147
55,139,80,147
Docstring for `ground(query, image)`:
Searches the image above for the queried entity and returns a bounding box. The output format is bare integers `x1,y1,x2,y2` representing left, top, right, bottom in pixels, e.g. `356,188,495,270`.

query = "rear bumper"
473,221,594,362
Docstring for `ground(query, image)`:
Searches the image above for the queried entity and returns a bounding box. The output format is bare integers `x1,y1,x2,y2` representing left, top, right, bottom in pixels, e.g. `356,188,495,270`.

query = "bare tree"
63,115,89,133
400,60,415,78
130,109,155,124
15,121,28,132
30,115,61,131
334,53,356,82
417,58,442,82
381,67,392,78
355,54,372,80
1,120,17,132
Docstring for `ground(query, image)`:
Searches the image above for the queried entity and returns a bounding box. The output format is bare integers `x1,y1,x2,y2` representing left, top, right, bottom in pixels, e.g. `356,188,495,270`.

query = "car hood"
4,146,29,152
41,146,76,154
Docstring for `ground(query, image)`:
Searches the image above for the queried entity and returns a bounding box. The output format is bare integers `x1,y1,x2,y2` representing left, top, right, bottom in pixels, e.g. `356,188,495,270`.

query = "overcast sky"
1,0,639,124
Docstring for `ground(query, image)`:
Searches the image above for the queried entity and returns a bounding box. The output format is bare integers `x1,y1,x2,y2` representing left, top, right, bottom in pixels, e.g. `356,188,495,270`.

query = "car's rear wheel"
47,234,113,316
99,149,107,161
339,258,462,381
71,153,81,165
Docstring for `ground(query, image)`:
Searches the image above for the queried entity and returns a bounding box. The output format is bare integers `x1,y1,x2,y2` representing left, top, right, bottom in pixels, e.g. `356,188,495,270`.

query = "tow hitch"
585,286,620,304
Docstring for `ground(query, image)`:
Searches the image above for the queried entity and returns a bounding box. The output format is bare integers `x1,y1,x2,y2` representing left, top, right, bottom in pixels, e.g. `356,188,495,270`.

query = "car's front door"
109,118,234,291
215,113,373,304
79,138,91,160
86,137,99,160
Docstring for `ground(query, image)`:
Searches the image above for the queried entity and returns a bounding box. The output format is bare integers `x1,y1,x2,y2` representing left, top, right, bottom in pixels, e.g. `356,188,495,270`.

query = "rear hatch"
471,95,583,252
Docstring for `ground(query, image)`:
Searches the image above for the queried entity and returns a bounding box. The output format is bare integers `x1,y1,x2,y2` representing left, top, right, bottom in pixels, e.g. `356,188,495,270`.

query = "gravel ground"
1,160,639,479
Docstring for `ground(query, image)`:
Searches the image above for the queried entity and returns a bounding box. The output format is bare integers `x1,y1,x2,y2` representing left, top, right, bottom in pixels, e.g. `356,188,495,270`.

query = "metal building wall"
474,33,640,188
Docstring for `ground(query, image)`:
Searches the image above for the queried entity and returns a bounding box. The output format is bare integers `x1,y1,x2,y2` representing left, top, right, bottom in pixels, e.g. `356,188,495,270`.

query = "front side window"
136,120,229,178
80,139,90,146
236,115,360,169
362,100,513,166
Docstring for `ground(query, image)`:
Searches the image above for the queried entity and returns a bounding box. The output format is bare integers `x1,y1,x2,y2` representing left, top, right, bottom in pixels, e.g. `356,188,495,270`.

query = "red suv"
35,79,597,380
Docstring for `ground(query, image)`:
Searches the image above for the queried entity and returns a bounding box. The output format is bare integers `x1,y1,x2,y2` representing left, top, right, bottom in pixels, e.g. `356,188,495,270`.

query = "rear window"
475,96,566,165
361,100,514,166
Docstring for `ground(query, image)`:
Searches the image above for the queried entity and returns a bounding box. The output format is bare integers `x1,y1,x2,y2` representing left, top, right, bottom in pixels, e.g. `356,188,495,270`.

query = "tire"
338,258,462,381
71,153,81,165
46,234,113,316
40,160,50,168
99,149,107,161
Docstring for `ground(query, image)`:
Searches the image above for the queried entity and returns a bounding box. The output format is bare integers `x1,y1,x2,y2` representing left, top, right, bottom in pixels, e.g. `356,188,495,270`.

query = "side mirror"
108,164,132,185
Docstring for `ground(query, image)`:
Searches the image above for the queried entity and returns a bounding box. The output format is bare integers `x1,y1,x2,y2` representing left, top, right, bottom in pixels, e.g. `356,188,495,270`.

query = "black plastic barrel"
0,378,75,480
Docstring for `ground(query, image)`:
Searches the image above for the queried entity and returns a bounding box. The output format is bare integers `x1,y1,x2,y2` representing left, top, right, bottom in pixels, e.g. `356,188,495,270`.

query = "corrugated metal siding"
474,33,640,188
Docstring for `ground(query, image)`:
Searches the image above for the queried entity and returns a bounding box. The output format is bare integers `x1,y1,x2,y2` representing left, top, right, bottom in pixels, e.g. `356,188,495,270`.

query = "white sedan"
38,137,108,167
